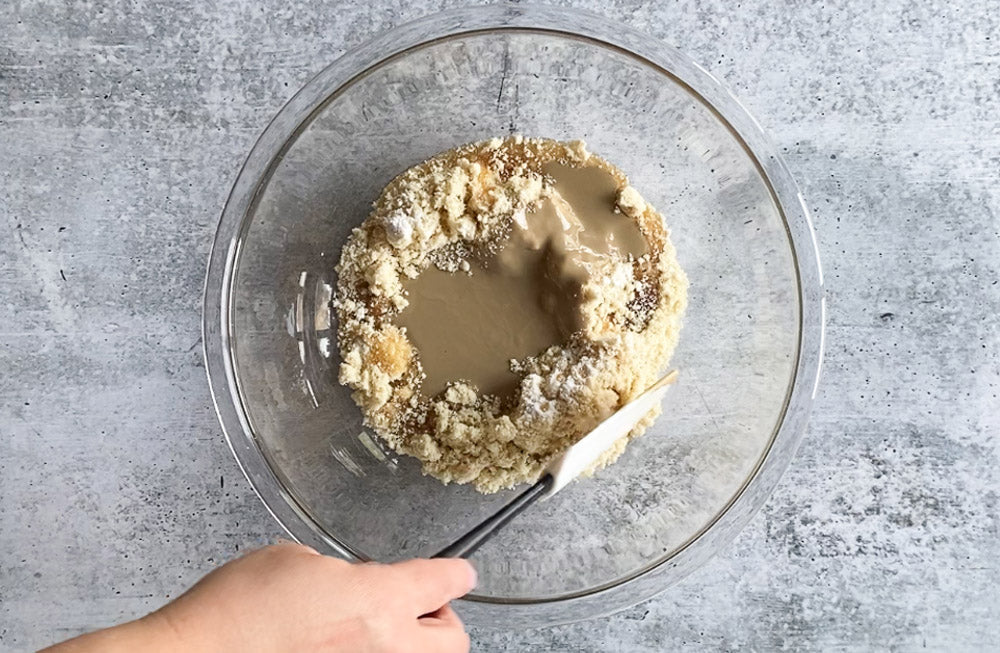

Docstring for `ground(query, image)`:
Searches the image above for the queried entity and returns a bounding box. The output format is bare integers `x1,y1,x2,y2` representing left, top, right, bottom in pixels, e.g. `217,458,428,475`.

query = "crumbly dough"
335,136,687,493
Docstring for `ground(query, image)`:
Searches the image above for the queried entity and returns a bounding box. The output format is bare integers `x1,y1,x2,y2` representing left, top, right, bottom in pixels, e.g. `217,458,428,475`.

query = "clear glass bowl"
203,5,824,627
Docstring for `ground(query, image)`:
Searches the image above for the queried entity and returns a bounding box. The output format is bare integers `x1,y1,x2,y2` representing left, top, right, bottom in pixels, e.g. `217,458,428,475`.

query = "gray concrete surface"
2,1,998,650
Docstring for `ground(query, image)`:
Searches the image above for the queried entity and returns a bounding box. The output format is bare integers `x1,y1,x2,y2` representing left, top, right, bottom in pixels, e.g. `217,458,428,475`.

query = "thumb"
383,558,477,616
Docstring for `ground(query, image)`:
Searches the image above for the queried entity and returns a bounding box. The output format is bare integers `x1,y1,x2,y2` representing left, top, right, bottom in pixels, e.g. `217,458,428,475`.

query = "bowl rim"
202,2,825,627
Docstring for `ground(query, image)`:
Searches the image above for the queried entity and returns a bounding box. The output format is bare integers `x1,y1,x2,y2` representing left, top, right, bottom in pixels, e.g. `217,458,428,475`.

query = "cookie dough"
335,136,687,493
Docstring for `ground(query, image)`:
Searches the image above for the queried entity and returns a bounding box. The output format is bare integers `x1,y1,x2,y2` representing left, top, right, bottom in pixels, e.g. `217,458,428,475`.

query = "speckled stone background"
2,1,998,650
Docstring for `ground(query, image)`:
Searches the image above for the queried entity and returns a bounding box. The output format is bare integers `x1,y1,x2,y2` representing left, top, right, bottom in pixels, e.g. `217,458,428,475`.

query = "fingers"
414,605,470,653
413,625,471,653
419,603,462,627
383,558,477,615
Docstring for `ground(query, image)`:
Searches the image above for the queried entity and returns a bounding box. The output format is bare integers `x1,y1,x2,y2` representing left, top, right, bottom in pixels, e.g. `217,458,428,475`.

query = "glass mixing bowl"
203,4,824,627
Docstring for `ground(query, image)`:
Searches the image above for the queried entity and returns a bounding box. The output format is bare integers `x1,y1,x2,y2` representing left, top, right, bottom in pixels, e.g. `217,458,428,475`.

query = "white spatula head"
543,370,678,498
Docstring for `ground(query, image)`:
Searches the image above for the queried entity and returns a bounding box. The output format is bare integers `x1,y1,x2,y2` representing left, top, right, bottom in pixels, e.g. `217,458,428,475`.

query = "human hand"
44,543,475,653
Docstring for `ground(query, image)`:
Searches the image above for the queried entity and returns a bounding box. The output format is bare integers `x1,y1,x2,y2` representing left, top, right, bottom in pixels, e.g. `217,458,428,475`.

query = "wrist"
140,601,229,653
39,609,210,653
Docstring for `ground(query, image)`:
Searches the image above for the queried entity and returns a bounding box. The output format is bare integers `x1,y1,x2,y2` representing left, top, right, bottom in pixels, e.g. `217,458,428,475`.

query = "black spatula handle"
434,475,553,559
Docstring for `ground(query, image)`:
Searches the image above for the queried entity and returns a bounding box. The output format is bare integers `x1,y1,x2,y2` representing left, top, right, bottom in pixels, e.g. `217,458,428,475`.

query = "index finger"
384,558,477,615
413,606,471,653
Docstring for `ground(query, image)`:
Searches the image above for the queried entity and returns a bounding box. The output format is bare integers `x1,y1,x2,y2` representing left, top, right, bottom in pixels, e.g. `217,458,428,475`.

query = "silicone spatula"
435,370,678,558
